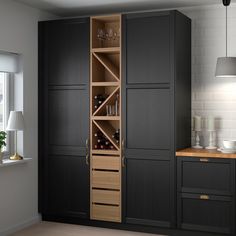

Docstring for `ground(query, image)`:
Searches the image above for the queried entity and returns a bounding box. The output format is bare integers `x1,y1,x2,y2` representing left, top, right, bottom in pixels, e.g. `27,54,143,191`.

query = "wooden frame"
90,14,122,222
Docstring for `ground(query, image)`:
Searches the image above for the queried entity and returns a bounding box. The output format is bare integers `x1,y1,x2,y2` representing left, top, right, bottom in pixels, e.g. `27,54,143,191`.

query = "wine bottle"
94,131,103,138
94,144,100,149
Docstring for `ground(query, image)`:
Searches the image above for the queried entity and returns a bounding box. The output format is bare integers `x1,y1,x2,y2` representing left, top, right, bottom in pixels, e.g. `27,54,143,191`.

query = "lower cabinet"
177,157,235,234
45,156,90,218
125,158,171,227
178,193,233,234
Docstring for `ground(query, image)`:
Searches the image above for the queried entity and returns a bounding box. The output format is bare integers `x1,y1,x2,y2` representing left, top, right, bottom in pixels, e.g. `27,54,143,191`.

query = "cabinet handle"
86,138,89,165
200,158,209,162
200,195,210,200
122,139,125,167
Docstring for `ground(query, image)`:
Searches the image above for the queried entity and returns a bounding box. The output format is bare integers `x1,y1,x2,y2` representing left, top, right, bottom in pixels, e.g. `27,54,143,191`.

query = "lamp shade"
6,111,24,131
215,57,236,77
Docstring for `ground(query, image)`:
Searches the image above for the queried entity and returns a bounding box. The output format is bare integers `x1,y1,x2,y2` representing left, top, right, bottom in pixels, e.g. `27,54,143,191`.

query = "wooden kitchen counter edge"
176,148,236,159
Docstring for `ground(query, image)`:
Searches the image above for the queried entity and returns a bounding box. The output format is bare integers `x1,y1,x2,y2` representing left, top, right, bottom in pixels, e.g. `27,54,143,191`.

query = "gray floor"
11,222,164,236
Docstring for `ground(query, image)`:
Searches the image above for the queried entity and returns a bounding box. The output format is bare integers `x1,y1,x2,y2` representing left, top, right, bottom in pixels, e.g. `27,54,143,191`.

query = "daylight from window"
0,72,5,131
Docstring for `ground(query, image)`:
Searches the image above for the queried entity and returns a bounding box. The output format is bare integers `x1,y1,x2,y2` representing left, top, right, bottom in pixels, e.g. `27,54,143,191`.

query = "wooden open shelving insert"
90,14,122,223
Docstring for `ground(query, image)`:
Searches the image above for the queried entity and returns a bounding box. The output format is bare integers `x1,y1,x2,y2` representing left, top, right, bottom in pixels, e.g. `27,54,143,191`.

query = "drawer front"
178,193,234,234
92,155,120,171
91,204,120,222
92,189,120,205
92,170,120,189
177,157,234,195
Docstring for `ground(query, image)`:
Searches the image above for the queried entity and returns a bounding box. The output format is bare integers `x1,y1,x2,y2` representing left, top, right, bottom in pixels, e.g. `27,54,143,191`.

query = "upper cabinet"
43,18,89,86
126,12,171,84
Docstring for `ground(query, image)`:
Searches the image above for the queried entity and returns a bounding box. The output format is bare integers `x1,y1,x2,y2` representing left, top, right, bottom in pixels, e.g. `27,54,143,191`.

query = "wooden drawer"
92,170,120,189
177,157,234,195
92,155,120,171
92,189,120,205
91,204,120,222
178,193,234,234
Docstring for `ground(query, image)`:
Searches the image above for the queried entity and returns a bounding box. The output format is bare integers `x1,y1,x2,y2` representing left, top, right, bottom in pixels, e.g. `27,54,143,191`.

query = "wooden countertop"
176,148,236,159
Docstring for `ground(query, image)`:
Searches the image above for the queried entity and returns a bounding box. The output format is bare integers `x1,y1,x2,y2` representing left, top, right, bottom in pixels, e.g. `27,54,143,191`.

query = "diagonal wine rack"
90,14,122,223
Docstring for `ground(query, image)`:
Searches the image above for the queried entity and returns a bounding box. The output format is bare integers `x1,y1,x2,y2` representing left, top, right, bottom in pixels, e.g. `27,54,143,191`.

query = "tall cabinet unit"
122,11,191,228
90,15,122,222
38,18,90,218
39,10,192,234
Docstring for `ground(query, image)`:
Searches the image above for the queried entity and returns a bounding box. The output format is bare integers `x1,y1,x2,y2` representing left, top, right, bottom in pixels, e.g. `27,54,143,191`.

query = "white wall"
181,4,236,147
0,0,56,235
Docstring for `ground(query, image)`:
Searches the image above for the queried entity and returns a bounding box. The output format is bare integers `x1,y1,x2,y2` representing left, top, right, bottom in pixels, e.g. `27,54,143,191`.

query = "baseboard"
0,215,41,236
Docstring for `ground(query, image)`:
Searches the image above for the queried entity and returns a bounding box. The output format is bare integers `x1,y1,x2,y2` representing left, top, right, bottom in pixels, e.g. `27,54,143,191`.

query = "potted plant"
0,131,7,164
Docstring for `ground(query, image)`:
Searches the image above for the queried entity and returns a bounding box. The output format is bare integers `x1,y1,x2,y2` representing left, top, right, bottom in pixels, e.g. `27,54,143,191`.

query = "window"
0,51,19,157
0,72,12,154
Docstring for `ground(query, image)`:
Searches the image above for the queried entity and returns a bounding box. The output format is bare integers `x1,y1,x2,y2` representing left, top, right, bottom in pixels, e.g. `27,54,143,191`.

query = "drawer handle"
200,158,209,162
200,195,210,200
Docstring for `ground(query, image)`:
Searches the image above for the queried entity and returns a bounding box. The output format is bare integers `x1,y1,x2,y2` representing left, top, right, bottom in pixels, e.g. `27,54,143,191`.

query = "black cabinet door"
39,18,90,218
126,159,171,227
123,12,175,228
126,12,171,85
178,193,234,234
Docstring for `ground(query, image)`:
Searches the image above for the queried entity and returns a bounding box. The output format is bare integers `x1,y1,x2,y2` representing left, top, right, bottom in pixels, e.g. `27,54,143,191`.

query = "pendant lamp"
215,0,236,77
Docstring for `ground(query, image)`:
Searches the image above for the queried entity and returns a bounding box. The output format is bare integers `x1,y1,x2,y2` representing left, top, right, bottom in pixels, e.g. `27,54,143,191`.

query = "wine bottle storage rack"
90,14,122,223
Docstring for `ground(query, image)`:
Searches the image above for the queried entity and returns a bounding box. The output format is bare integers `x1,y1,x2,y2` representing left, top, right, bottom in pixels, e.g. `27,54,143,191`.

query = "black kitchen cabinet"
38,18,90,218
177,157,235,234
122,11,191,228
38,10,198,236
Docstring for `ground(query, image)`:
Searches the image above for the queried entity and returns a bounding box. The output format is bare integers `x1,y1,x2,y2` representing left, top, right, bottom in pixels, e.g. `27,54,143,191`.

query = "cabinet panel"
126,159,171,226
45,19,89,85
178,193,234,234
66,156,90,217
178,158,232,195
47,156,66,214
48,88,89,147
47,155,89,218
126,88,170,150
126,14,170,84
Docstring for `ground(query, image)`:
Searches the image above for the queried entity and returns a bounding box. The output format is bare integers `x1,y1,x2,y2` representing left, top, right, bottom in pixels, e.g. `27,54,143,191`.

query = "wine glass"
107,28,114,41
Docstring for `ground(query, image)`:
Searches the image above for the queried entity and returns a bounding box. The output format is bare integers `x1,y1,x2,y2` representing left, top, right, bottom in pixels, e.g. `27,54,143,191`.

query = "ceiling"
13,0,234,17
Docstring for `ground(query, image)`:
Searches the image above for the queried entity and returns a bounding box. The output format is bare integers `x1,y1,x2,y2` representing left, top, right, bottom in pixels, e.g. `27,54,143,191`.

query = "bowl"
222,140,236,150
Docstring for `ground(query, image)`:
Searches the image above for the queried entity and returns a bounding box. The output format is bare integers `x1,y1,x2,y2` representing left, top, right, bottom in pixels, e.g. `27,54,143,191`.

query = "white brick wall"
181,4,236,147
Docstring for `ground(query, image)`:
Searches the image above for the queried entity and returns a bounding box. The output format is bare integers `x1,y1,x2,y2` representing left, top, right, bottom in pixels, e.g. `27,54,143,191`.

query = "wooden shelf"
92,47,120,53
92,149,120,155
92,116,120,121
93,53,119,81
92,82,119,86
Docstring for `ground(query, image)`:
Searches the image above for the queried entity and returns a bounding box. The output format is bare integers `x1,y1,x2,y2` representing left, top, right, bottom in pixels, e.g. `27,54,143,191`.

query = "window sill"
0,158,32,168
